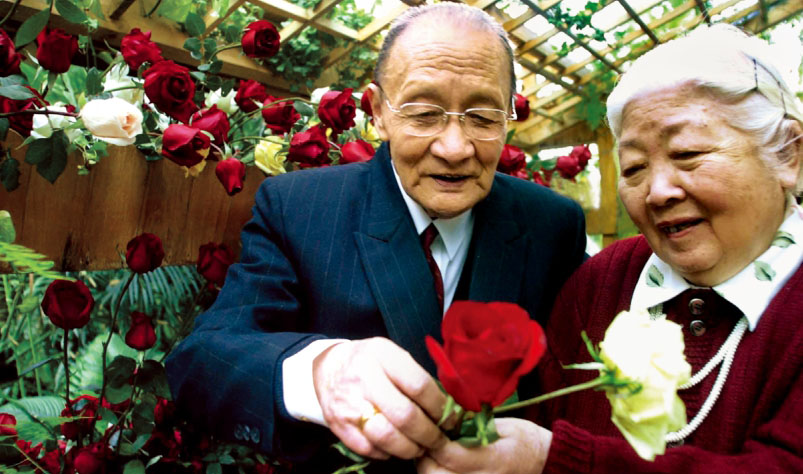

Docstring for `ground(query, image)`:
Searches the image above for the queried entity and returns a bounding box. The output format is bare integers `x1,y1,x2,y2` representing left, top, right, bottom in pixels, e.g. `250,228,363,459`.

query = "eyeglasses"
383,99,516,141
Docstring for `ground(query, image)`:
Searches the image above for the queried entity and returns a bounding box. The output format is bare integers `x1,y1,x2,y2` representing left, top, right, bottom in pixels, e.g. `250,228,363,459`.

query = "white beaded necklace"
649,304,749,444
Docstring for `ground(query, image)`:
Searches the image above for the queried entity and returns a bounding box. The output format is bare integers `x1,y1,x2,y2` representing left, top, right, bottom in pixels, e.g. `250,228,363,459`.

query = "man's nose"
429,116,474,163
645,164,685,207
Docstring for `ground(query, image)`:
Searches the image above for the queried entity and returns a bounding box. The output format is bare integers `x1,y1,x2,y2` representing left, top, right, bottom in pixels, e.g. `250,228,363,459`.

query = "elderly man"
166,3,586,472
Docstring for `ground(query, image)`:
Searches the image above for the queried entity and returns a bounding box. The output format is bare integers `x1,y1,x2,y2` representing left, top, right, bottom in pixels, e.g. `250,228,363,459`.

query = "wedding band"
357,406,381,430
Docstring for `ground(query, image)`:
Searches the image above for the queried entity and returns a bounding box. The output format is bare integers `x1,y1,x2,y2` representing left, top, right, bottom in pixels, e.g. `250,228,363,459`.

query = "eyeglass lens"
397,104,507,140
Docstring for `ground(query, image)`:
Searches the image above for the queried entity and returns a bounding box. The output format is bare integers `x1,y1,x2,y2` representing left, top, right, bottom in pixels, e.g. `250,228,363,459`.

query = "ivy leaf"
0,84,35,100
185,12,206,38
646,264,664,287
55,0,88,24
183,37,201,54
772,230,795,248
1,157,20,192
24,132,69,184
754,261,776,281
15,8,50,48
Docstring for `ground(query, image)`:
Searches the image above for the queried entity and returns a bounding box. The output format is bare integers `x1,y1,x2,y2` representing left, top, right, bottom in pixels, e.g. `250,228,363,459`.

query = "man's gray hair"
373,2,516,101
607,23,803,195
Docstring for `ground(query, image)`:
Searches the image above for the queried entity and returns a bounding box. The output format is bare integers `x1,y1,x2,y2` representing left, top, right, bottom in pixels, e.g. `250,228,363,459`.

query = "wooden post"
584,126,619,247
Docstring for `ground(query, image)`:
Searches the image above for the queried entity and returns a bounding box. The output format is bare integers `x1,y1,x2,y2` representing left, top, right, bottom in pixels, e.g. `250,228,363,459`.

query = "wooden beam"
277,0,355,43
617,0,661,43
203,0,247,38
741,0,803,32
584,126,618,236
693,0,712,24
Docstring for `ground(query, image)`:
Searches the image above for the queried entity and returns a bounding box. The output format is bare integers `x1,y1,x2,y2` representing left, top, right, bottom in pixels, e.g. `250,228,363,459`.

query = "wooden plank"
584,126,617,236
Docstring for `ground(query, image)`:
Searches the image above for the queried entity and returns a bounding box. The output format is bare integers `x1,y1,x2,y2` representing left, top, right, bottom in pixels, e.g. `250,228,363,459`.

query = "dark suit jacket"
166,142,586,470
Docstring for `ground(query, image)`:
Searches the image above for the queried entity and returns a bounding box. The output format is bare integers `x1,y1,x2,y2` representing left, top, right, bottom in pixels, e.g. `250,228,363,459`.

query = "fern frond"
0,242,71,281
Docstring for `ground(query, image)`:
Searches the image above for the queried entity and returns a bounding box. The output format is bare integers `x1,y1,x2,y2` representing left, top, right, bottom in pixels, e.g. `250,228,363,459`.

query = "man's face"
370,21,510,219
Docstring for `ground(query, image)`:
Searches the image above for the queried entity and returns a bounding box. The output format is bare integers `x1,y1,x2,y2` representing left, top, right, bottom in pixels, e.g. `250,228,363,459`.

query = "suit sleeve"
165,179,335,461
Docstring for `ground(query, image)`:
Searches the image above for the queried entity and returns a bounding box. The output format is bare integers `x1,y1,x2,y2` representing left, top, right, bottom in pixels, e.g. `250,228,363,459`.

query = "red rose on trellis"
340,139,375,164
235,79,269,113
215,158,246,196
36,28,78,74
191,105,231,145
288,125,330,167
125,233,165,274
161,124,211,167
0,29,21,76
0,86,45,137
514,93,531,122
42,280,95,330
497,144,526,174
261,96,301,136
318,88,356,137
242,20,281,59
143,60,198,123
120,28,164,70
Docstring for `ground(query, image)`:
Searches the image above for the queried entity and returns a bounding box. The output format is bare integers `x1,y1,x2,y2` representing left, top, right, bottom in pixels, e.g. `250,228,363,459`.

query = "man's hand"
313,337,449,460
416,418,552,474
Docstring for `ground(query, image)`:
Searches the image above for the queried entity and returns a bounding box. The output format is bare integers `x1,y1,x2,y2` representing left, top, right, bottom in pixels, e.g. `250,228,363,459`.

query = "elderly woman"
419,24,803,473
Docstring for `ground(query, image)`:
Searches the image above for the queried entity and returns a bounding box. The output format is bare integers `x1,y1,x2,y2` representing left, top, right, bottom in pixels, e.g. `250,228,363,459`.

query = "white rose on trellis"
254,140,286,176
80,97,143,146
598,309,691,461
103,63,143,106
31,104,81,141
204,88,239,115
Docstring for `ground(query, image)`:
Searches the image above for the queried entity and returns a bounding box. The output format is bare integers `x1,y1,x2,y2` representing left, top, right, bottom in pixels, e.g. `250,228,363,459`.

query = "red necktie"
421,223,444,312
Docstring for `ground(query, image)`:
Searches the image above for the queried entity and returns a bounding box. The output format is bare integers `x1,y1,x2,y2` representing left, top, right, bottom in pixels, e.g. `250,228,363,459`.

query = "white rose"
80,97,143,146
599,309,691,461
31,105,81,141
254,140,286,176
310,87,330,105
103,63,143,106
204,88,239,115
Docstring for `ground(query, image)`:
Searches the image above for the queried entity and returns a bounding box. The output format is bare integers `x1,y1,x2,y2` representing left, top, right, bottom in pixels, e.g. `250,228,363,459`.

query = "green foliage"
0,156,20,192
14,8,50,48
0,242,69,280
55,0,89,25
331,0,374,30
156,0,195,23
24,132,69,184
545,1,607,57
334,46,377,90
268,27,335,93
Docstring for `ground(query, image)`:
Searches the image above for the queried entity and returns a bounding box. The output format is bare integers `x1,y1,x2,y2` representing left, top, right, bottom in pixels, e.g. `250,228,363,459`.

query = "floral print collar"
630,200,803,331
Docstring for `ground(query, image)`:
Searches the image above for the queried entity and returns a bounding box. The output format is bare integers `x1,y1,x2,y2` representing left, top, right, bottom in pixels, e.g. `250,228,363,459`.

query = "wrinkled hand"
417,418,552,474
313,337,450,460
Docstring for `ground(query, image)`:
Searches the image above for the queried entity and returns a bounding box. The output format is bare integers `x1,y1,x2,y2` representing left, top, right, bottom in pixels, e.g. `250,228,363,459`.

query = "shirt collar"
391,160,473,260
630,199,803,331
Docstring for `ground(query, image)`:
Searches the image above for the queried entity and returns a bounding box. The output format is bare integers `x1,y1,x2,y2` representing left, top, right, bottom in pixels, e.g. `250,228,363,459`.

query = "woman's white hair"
606,23,803,195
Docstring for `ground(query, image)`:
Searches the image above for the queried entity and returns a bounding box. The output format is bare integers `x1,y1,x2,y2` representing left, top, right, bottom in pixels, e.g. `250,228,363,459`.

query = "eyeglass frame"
378,89,518,141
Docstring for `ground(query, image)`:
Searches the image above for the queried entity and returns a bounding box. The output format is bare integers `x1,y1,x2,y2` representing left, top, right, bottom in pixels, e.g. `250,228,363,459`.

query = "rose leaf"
0,157,20,192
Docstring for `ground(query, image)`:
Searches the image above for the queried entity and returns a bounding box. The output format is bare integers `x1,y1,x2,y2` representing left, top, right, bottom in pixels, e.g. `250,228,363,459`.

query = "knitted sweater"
531,236,803,473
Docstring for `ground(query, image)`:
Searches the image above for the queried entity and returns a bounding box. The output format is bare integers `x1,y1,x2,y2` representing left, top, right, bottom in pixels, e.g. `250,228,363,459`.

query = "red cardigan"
531,236,803,473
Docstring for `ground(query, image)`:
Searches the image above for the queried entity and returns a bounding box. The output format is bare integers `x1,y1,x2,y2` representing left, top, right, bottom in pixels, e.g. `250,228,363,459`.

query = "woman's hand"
417,418,552,474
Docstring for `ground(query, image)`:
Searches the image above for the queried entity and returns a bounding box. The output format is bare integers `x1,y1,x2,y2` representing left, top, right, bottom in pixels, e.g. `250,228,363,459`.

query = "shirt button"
690,320,706,336
688,297,705,316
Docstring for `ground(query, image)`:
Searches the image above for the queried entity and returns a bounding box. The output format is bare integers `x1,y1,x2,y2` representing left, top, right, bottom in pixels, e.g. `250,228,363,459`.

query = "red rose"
0,29,21,76
513,168,530,181
241,20,280,59
161,124,210,167
0,86,45,137
533,171,550,187
288,125,330,167
255,463,277,474
153,397,176,426
555,154,583,180
570,144,591,167
318,88,356,137
39,448,62,474
215,158,246,196
497,144,526,174
121,28,163,70
360,88,373,118
513,93,530,122
143,60,198,123
191,105,230,145
0,413,16,438
340,140,374,164
125,311,156,351
72,442,109,474
60,395,99,440
261,96,300,136
36,28,78,74
425,301,546,412
197,242,235,286
235,79,268,113
125,233,165,274
42,280,94,330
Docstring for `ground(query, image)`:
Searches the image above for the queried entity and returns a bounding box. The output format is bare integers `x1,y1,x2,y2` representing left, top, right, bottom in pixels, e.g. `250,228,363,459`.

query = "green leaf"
106,355,137,388
135,360,171,399
0,158,20,192
646,264,664,287
294,101,315,118
16,295,39,313
0,210,15,243
24,132,69,184
505,128,515,144
185,12,206,37
86,67,103,96
15,8,50,48
123,460,146,474
105,382,134,404
0,117,9,140
183,37,202,53
219,454,235,465
754,260,776,282
0,75,25,87
56,0,88,24
0,241,66,280
157,0,194,23
0,84,35,100
206,462,222,474
772,230,795,248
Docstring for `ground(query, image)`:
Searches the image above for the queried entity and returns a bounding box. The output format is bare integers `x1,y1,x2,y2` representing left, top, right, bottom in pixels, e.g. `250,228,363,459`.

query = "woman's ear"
778,119,803,190
367,83,390,141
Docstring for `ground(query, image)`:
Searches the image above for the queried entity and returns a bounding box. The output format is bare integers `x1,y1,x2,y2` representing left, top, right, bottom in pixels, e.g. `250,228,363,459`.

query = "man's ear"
778,119,802,191
367,83,390,141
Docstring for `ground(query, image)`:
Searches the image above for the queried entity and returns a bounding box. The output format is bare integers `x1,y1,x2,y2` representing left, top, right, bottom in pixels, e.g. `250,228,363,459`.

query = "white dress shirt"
281,161,475,425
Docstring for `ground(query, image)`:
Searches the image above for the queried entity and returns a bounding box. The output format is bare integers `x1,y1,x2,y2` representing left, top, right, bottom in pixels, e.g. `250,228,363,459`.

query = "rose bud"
513,93,530,122
143,60,198,123
121,28,163,71
234,79,268,113
215,158,246,196
533,171,550,187
340,140,374,164
318,88,356,137
570,144,592,167
153,397,176,427
0,29,21,76
0,87,45,137
161,124,211,168
241,20,281,59
287,125,330,168
556,154,583,180
190,105,230,145
36,28,78,74
39,447,62,474
360,88,373,118
513,168,530,181
125,311,156,351
0,413,17,438
261,96,300,136
81,98,143,146
42,280,95,330
425,301,546,412
125,233,165,274
72,442,109,474
197,242,235,287
497,144,526,174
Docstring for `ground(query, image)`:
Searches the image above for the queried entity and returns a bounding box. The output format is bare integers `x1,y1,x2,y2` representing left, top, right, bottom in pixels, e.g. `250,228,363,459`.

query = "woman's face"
618,84,797,286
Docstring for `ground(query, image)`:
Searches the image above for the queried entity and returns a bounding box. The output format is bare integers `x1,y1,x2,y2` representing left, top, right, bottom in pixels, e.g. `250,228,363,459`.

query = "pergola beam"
617,0,660,44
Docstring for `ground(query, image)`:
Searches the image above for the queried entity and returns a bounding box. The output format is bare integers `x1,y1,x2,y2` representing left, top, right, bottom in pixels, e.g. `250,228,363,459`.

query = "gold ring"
357,406,381,430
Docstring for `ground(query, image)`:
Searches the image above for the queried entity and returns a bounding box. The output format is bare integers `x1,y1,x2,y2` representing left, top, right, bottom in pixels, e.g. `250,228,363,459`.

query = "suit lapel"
353,144,441,374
